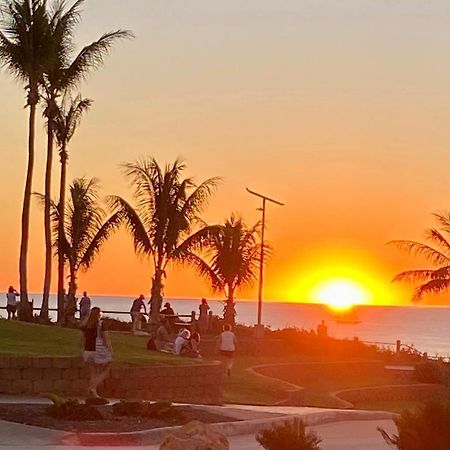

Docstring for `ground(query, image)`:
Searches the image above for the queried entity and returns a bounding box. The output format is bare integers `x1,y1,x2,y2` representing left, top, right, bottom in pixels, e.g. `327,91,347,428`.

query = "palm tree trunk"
57,148,67,324
19,93,38,308
41,119,54,318
224,284,236,326
150,266,164,317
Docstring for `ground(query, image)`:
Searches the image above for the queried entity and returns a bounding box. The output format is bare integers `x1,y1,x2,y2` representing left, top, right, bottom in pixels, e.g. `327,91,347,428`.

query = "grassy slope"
0,319,194,366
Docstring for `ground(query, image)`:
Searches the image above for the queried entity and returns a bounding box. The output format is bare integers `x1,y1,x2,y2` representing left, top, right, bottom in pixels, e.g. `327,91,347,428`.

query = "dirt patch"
0,403,237,433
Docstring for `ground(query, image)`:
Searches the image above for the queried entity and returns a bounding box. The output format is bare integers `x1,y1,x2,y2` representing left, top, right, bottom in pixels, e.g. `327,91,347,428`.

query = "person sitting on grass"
80,307,112,403
155,318,174,352
173,328,190,355
183,331,201,358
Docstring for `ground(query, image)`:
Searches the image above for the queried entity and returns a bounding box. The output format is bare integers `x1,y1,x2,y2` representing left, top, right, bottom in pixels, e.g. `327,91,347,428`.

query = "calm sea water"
3,294,450,357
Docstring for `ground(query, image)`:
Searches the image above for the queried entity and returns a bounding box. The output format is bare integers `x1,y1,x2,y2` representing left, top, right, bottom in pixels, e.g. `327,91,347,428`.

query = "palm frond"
78,211,122,269
412,279,450,303
425,228,450,256
182,252,224,293
388,240,450,266
433,212,450,235
392,270,436,283
108,195,152,256
63,29,133,90
171,225,222,260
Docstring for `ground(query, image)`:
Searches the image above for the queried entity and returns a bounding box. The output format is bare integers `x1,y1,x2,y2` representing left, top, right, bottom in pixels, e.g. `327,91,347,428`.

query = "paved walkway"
0,420,395,449
0,395,396,448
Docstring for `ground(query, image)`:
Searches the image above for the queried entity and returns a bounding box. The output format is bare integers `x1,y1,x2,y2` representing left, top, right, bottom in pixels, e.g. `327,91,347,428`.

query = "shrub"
378,400,450,450
415,361,449,385
46,394,102,421
256,418,322,450
112,400,177,419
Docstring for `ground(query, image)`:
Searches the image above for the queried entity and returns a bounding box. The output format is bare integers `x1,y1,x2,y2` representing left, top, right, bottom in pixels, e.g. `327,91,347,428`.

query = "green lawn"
0,319,195,366
222,356,420,410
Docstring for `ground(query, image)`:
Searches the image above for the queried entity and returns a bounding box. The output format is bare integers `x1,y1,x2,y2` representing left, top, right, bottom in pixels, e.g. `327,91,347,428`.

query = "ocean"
3,294,450,358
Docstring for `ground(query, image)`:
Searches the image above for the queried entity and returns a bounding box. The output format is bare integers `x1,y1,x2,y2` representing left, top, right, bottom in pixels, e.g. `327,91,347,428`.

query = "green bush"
378,401,450,450
112,400,177,418
256,418,322,450
46,394,102,421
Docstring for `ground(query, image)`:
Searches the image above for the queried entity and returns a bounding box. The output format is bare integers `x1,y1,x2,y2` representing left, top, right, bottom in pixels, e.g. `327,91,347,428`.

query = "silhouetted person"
130,294,147,332
79,291,91,320
155,318,174,352
198,298,210,335
317,320,328,338
6,286,19,320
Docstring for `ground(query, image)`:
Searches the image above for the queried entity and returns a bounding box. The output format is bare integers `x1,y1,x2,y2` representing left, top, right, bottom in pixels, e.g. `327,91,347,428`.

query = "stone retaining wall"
0,356,222,404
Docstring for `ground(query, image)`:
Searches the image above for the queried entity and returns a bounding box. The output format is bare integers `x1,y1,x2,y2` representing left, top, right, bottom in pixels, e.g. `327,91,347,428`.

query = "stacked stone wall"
0,356,222,404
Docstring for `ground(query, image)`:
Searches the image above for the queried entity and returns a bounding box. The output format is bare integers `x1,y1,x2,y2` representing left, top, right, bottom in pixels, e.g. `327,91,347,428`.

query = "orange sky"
1,1,450,305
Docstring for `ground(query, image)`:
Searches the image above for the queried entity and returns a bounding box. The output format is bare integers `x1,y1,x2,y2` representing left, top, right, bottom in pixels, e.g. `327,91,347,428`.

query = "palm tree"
40,178,121,309
0,0,52,303
109,158,220,317
52,94,91,322
390,212,450,302
40,0,133,319
187,215,265,325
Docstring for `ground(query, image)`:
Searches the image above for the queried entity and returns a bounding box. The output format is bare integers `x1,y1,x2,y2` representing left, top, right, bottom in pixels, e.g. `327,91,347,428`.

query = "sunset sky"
1,1,450,306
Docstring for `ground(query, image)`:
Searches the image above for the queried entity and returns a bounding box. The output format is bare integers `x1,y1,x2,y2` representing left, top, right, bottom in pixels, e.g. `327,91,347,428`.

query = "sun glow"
311,278,371,310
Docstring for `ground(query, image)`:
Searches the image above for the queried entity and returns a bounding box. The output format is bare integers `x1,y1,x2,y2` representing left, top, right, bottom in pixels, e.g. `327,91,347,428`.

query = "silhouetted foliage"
378,401,450,450
109,158,220,315
189,215,266,325
256,418,322,450
390,212,450,302
415,361,450,385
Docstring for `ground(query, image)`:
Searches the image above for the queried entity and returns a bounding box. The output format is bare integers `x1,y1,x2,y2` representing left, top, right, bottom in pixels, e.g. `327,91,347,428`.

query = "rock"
159,420,229,450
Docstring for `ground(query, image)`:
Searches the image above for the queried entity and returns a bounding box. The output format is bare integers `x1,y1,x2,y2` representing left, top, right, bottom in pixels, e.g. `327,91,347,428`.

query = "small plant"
112,400,177,419
378,400,450,449
46,393,102,421
256,418,322,450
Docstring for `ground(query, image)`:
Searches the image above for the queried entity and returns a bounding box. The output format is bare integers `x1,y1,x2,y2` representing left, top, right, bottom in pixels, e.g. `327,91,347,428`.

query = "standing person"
217,324,237,376
198,298,210,335
80,307,112,401
79,291,91,320
6,286,19,320
130,294,147,332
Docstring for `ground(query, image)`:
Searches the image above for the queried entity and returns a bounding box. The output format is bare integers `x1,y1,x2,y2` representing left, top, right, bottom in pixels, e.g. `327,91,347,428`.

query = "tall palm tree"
390,212,450,302
52,94,91,322
40,0,133,319
187,215,265,325
40,177,121,305
109,158,220,317
0,0,52,303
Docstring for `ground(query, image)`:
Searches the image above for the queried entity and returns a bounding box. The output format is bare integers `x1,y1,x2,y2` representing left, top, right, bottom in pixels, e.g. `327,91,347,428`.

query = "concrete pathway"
143,419,395,450
0,395,396,448
0,421,395,450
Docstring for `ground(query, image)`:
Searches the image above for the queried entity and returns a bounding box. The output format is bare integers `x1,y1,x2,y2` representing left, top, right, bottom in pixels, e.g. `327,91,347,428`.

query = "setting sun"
310,278,372,311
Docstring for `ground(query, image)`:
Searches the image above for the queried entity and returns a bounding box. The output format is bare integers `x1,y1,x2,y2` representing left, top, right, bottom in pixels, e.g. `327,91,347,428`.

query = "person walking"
79,291,91,320
6,286,19,320
80,307,112,402
130,294,147,332
217,324,237,376
198,298,210,335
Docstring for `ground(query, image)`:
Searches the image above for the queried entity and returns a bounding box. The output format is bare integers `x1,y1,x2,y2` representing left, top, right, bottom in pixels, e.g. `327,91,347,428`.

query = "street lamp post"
246,188,284,336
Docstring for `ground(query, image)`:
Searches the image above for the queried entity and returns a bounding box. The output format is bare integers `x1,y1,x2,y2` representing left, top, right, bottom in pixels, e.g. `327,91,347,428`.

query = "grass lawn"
222,355,420,410
0,319,195,366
